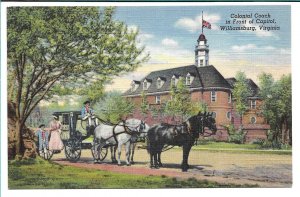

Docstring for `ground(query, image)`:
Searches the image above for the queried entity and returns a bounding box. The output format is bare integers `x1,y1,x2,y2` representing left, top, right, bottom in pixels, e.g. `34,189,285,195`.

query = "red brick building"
123,33,269,142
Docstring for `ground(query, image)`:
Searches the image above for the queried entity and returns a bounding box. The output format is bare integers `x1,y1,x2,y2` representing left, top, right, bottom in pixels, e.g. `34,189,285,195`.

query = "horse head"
138,120,149,138
203,112,217,134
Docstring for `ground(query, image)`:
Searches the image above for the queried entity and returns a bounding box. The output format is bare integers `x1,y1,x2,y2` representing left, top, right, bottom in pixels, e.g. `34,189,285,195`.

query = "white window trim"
211,91,217,102
250,100,256,109
143,81,148,90
157,79,162,89
228,93,232,103
155,95,161,104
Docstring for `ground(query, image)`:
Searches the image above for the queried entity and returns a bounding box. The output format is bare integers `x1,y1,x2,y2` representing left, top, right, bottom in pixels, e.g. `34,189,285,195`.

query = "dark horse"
147,112,217,172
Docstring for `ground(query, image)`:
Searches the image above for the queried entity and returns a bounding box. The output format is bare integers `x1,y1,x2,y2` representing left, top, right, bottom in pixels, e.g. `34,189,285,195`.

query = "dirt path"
52,149,292,188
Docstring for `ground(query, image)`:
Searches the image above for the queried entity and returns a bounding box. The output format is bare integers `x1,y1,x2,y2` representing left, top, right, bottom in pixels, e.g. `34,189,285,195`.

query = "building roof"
198,33,207,42
123,65,232,96
225,78,260,97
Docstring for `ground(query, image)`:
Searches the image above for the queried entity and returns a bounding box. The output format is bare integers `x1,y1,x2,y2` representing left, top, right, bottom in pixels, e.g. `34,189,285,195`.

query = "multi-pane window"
200,59,204,66
211,91,216,102
250,100,256,109
228,93,232,103
157,79,162,89
186,76,191,85
143,81,148,90
171,78,176,87
155,95,161,104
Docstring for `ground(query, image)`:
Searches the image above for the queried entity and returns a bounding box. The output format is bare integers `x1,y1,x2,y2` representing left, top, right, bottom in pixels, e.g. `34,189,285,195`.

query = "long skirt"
49,131,64,150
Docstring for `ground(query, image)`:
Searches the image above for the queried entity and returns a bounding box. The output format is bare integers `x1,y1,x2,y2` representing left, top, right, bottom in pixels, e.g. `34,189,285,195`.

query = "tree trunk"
15,119,23,156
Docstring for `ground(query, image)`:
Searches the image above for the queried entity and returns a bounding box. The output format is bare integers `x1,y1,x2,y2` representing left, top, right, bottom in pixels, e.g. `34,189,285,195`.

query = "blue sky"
106,5,291,92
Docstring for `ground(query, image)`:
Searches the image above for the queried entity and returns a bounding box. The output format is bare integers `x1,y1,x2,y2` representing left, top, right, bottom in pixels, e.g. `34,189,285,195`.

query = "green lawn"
8,158,257,189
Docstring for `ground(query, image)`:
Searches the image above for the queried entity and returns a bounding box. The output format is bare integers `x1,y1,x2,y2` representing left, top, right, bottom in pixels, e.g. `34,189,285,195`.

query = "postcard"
1,2,296,195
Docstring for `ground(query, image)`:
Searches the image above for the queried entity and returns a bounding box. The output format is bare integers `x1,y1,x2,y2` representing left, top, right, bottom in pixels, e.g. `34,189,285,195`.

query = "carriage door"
61,113,70,141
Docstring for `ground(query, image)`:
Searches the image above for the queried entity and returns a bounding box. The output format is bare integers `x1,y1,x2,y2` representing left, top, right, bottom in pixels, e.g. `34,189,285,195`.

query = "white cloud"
138,33,154,41
175,13,221,32
232,44,257,52
161,38,179,48
128,25,138,33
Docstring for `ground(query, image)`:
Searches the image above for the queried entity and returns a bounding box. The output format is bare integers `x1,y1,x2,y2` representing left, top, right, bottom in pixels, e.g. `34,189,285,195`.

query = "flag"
202,19,211,29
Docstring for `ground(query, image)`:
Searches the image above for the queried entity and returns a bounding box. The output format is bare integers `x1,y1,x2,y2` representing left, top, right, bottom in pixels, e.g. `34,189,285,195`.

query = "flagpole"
202,11,203,34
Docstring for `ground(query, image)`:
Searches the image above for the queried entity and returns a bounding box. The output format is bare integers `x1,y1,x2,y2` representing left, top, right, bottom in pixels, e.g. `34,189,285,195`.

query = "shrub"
222,124,247,144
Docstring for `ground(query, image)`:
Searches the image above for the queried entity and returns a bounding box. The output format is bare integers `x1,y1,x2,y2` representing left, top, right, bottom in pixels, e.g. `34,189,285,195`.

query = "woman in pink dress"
48,115,64,151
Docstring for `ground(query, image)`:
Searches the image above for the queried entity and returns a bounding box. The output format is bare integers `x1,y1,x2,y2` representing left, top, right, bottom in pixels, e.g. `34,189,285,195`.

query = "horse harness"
107,120,142,144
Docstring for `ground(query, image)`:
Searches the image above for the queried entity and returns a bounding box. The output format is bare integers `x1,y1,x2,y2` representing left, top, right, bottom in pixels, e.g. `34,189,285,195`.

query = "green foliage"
164,78,192,121
94,91,134,124
140,91,149,118
258,73,292,145
223,124,247,144
8,7,148,155
232,71,251,118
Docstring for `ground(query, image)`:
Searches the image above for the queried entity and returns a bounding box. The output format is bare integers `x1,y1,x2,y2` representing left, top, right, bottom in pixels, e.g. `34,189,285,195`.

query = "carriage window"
226,111,231,120
250,116,256,124
250,100,256,109
155,95,161,104
62,114,69,125
211,91,216,102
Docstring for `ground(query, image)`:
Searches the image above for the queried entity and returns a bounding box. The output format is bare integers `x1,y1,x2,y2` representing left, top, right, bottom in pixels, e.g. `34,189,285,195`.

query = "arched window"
226,111,231,120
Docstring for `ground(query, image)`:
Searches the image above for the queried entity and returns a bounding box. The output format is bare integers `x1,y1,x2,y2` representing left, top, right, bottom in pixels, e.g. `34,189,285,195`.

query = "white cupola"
195,33,209,67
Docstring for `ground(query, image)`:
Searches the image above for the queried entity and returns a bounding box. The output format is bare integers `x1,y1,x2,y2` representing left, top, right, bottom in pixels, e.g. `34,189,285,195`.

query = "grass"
169,142,292,155
8,158,257,189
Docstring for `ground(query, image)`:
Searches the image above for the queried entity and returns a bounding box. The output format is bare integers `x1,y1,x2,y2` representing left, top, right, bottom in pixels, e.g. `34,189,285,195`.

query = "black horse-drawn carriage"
37,110,108,162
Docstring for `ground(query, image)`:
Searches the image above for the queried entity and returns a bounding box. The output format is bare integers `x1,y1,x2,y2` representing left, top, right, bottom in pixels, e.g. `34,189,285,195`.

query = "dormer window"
156,77,165,89
143,79,152,90
186,73,194,86
157,79,161,88
130,80,140,92
143,81,148,90
131,84,135,92
171,75,179,87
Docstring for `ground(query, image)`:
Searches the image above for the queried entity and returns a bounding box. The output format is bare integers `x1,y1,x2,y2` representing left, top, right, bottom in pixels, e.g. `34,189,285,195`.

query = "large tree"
94,91,135,124
258,73,292,146
232,71,251,129
7,7,148,156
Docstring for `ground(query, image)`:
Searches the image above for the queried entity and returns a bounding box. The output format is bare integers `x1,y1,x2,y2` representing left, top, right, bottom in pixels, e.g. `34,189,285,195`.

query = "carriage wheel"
65,139,81,162
91,144,108,161
38,148,53,160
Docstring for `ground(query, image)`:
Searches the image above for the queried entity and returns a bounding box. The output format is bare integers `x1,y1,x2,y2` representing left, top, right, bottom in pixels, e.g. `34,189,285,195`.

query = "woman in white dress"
48,115,64,152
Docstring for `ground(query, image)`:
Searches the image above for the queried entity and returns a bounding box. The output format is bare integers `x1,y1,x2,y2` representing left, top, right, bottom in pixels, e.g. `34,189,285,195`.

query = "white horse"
93,118,149,166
